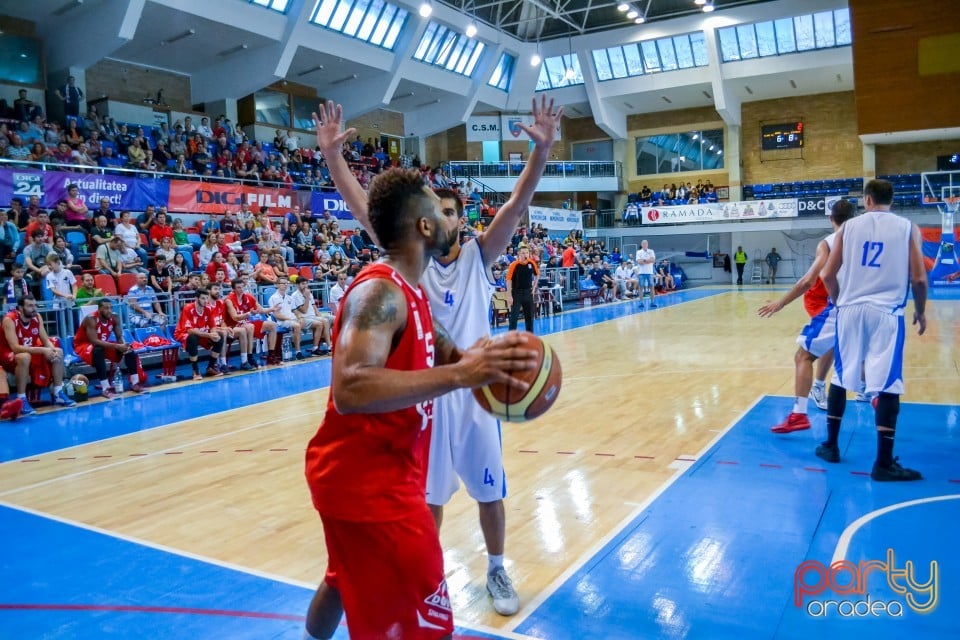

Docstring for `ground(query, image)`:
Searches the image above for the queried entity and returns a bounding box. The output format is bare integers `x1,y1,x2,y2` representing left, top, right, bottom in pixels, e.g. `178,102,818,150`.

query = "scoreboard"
761,122,804,150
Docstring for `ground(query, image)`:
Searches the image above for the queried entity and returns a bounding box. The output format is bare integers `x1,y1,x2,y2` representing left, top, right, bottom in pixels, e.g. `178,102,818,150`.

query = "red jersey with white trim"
209,299,226,327
224,291,257,326
74,313,115,349
802,232,838,318
174,302,215,342
0,311,42,357
305,263,436,522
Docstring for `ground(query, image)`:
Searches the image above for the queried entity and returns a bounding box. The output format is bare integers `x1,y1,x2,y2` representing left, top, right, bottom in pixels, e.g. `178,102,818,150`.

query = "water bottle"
281,335,293,361
112,367,124,393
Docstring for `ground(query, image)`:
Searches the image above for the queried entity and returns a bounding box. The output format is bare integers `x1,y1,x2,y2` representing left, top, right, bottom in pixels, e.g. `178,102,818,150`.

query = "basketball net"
940,197,958,236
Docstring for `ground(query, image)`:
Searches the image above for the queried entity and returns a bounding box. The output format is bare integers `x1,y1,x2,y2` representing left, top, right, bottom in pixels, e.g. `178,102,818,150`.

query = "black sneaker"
295,352,304,361
240,362,256,371
871,458,922,481
815,442,840,463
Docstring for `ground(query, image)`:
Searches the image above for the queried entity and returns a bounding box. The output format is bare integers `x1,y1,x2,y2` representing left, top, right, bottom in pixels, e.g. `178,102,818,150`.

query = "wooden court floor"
1,287,957,634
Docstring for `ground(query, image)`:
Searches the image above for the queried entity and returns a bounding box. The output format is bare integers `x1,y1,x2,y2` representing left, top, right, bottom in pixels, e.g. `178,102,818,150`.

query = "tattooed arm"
332,278,539,414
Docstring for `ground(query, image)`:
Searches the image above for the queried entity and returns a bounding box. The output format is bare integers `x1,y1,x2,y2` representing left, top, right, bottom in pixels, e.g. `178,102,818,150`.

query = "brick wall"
345,109,405,144
86,59,192,112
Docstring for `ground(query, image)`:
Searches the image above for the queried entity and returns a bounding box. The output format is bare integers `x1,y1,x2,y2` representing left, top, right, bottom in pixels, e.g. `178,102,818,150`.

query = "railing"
446,161,621,180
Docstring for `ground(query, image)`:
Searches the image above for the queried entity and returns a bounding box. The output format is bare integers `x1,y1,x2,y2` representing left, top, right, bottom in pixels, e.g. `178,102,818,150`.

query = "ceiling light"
297,65,324,76
617,3,629,11
634,17,645,24
531,53,541,66
419,1,432,17
53,0,83,16
694,0,706,5
161,29,196,45
627,10,638,19
465,22,477,38
217,43,248,58
331,73,358,85
692,133,698,140
717,149,723,155
702,1,715,12
709,144,715,150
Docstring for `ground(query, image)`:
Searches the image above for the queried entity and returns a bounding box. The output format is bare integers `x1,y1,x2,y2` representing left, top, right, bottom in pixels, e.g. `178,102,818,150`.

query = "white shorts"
300,315,326,330
425,387,506,505
832,304,906,395
796,306,836,358
277,319,301,330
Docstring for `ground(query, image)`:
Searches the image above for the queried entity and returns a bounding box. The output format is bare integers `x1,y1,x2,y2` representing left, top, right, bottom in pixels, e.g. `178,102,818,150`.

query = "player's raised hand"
313,102,357,154
517,95,563,148
757,300,783,318
456,332,539,391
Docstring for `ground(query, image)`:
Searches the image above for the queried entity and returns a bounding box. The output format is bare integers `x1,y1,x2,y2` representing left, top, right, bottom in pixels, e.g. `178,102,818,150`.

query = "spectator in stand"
119,241,147,274
221,209,239,234
52,142,74,165
49,201,69,229
54,75,83,123
154,140,171,165
615,259,639,297
75,297,147,399
51,236,80,275
8,199,27,230
64,185,89,227
327,252,349,280
294,222,315,262
125,272,167,328
292,276,331,356
43,253,76,306
205,251,230,281
136,204,157,236
92,198,116,228
86,131,103,159
198,233,220,269
115,210,149,265
149,254,173,295
29,142,54,163
197,117,214,140
22,231,53,284
72,142,97,169
588,257,615,302
657,259,675,291
96,236,124,278
171,219,192,250
63,119,84,148
0,293,75,413
5,265,29,308
207,282,236,372
239,220,258,251
126,139,146,168
98,145,122,169
326,272,348,316
14,89,39,122
0,210,21,267
200,213,220,240
168,252,190,289
7,134,31,165
148,211,173,247
174,288,224,381
75,272,104,305
90,215,114,251
253,251,283,285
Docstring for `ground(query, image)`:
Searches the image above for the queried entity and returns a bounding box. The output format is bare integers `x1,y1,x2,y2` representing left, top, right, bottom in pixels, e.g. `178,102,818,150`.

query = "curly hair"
367,168,431,249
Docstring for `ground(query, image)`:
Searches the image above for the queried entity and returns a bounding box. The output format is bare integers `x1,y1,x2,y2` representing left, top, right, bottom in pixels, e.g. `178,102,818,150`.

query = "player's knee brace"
874,392,899,430
186,334,200,357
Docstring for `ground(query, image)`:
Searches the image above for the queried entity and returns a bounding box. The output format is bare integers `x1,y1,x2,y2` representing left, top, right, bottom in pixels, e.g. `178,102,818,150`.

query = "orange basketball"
472,332,562,423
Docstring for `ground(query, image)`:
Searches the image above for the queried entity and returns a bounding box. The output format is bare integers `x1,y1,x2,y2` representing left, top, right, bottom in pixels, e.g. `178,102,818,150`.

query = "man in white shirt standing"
635,239,658,306
268,279,305,360
819,179,927,481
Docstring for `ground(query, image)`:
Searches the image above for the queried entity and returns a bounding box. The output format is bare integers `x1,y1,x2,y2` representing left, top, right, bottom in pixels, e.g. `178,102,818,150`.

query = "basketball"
472,333,562,422
68,374,89,401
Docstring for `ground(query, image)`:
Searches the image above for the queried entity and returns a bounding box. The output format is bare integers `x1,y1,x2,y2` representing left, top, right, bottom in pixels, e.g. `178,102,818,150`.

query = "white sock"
793,397,808,415
129,374,137,385
52,384,63,396
240,352,248,364
813,380,825,390
488,554,504,573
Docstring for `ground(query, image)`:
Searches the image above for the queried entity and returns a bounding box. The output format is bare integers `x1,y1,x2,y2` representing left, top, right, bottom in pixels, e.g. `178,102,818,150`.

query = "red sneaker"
130,382,148,393
0,398,23,421
771,412,811,433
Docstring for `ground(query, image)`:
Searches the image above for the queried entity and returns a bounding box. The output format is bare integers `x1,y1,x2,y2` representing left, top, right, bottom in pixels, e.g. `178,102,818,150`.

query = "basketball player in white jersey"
758,199,856,433
819,179,927,480
315,96,562,615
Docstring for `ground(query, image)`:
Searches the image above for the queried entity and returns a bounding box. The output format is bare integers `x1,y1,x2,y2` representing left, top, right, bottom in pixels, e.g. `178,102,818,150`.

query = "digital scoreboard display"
761,122,804,150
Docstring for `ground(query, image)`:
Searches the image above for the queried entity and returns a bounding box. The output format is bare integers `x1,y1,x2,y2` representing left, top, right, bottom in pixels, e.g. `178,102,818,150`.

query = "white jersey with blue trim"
421,238,495,348
836,210,912,315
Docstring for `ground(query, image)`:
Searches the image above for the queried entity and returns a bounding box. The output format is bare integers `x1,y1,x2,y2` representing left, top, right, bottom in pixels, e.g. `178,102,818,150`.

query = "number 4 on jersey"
861,241,884,267
483,468,495,487
444,290,455,307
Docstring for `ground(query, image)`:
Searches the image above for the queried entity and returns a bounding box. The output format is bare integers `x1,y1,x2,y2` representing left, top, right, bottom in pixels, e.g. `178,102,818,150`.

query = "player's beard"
432,224,459,258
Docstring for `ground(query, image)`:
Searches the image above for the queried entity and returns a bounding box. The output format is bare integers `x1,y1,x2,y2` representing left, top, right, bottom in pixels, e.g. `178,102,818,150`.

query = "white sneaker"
854,391,869,402
486,567,519,616
809,385,828,411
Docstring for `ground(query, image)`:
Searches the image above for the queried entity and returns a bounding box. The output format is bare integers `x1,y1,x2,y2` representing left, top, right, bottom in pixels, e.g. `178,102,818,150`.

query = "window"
718,8,852,62
592,33,707,81
254,90,291,127
0,34,42,85
535,54,583,90
488,53,515,91
250,0,290,12
413,22,486,77
310,0,409,50
635,129,725,176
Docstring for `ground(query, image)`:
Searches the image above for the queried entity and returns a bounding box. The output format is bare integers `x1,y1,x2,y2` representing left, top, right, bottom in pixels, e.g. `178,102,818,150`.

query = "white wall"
0,84,44,116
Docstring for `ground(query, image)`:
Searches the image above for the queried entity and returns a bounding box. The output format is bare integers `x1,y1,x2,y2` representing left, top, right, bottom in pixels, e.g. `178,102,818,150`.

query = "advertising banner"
466,116,501,142
529,206,582,231
310,191,354,220
167,180,301,214
0,168,167,209
642,198,799,224
500,115,562,141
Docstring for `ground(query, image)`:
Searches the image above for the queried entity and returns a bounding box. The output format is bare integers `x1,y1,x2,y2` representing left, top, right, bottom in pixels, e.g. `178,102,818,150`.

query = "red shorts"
76,343,122,367
180,337,213,351
320,506,452,639
0,351,16,375
0,351,52,387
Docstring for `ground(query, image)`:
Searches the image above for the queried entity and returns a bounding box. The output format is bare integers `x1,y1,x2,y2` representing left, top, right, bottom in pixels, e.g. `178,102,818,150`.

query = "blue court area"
0,288,723,463
515,396,960,640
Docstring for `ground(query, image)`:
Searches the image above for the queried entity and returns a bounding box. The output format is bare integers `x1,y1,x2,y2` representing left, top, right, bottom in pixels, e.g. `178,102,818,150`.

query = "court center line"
0,408,324,498
502,393,766,633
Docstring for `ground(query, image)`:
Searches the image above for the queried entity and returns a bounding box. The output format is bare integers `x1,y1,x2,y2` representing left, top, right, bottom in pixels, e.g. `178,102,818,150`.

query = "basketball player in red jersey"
173,288,223,381
207,282,235,372
0,294,75,415
225,278,279,370
303,169,538,640
74,298,147,399
758,200,856,432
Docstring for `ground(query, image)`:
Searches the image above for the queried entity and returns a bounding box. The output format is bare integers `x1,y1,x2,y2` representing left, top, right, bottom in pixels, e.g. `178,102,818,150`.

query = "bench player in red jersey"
225,278,280,369
74,298,147,399
0,294,75,414
303,168,538,640
173,288,223,381
758,199,856,432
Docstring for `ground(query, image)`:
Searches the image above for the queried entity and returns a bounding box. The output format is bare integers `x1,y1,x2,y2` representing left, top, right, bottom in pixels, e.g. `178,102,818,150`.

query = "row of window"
249,1,851,92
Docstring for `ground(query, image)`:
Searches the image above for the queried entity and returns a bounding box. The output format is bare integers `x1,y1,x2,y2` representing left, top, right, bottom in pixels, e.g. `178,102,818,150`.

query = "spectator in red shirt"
205,251,229,281
148,212,174,247
25,211,54,243
561,242,576,268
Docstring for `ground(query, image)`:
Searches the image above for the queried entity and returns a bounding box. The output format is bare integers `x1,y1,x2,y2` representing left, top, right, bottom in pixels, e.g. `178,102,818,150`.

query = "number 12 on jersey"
861,241,884,267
